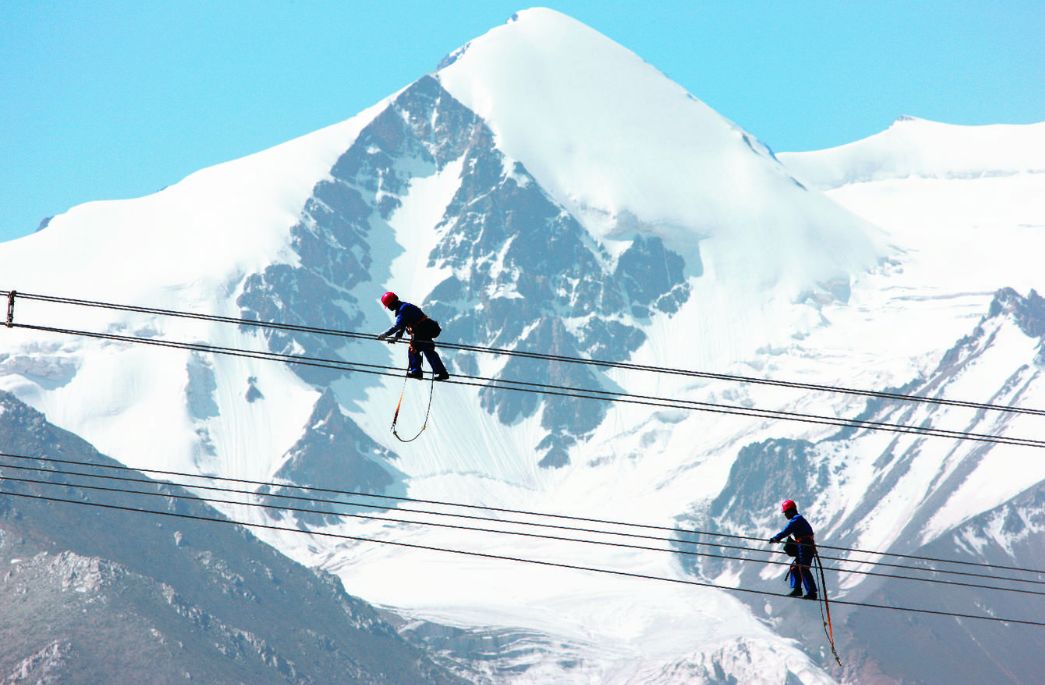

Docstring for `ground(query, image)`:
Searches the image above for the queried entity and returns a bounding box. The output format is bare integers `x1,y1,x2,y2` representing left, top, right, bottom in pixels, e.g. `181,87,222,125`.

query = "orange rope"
391,373,435,442
815,550,843,667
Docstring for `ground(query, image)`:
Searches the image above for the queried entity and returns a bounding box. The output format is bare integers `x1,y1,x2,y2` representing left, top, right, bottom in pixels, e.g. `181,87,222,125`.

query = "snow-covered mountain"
1,7,1043,683
0,391,465,684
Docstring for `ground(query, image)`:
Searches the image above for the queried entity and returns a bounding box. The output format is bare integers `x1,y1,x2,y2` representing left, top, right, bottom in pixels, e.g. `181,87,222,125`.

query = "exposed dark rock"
262,389,404,526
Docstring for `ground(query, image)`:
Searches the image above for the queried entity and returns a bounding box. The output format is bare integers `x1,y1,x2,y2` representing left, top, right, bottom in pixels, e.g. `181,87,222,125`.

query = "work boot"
786,588,803,598
434,372,450,381
802,593,818,601
406,370,423,380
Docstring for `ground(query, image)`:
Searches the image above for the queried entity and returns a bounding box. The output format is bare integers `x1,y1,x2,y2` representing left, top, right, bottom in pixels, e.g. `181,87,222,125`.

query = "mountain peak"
435,8,880,288
988,287,1045,338
891,114,926,125
438,7,603,70
509,6,583,24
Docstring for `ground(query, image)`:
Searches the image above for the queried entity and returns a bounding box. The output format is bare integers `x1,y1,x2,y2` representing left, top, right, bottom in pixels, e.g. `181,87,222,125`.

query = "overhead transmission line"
2,451,1043,584
1,484,1042,628
4,294,1042,626
1,464,1043,598
7,290,1044,418
9,319,1045,451
5,294,1044,560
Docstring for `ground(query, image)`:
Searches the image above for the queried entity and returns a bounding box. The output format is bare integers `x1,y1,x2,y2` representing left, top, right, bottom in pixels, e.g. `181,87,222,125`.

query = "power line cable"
9,289,1043,417
3,450,1041,581
3,454,1043,590
0,458,971,580
1,485,1042,628
4,466,1044,597
12,321,1045,451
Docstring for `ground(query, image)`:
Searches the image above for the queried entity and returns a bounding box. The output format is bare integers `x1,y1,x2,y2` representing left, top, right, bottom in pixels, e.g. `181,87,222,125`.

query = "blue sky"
2,1,1042,243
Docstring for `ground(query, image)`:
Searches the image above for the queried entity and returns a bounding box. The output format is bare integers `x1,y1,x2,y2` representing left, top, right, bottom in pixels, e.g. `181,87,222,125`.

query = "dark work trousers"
408,339,447,376
789,542,818,595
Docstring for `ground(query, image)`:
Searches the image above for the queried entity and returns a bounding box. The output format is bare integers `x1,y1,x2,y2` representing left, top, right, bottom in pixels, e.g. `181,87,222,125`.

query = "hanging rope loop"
391,373,435,442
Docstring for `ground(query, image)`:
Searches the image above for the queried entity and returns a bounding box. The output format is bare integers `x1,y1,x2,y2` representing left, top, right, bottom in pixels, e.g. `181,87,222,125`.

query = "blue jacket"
381,301,426,339
771,513,815,543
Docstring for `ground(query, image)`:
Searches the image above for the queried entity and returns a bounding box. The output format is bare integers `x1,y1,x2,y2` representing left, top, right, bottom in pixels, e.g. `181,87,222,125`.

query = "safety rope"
391,372,435,442
814,549,843,668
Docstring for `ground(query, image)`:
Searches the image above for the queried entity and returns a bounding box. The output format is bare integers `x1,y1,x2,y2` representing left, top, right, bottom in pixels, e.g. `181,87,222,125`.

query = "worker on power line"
376,291,450,381
769,499,818,599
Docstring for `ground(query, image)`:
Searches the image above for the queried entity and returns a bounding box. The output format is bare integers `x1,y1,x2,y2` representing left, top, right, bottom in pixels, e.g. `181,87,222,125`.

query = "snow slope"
439,8,881,302
1,101,387,301
0,100,389,481
780,116,1045,190
769,119,1045,544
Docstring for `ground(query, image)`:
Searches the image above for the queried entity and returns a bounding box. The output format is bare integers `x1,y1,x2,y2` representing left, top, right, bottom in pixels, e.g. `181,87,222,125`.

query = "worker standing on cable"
376,291,450,381
769,499,818,599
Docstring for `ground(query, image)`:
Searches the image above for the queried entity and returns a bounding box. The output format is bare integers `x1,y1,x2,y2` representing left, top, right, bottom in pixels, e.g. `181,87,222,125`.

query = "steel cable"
1,485,1042,628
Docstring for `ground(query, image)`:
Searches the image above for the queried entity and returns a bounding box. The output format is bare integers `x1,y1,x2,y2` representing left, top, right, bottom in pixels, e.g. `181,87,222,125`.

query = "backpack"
413,317,441,341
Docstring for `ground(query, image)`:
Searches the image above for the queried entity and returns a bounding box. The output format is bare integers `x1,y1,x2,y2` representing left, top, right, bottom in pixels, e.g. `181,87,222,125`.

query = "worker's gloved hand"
768,537,777,544
376,333,387,341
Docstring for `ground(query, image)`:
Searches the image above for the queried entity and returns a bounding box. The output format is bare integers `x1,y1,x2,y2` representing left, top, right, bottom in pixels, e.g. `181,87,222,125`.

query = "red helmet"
380,291,398,308
781,499,797,513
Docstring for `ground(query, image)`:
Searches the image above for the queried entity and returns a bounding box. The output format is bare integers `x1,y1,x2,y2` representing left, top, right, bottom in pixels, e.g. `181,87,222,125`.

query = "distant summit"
780,118,1045,189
